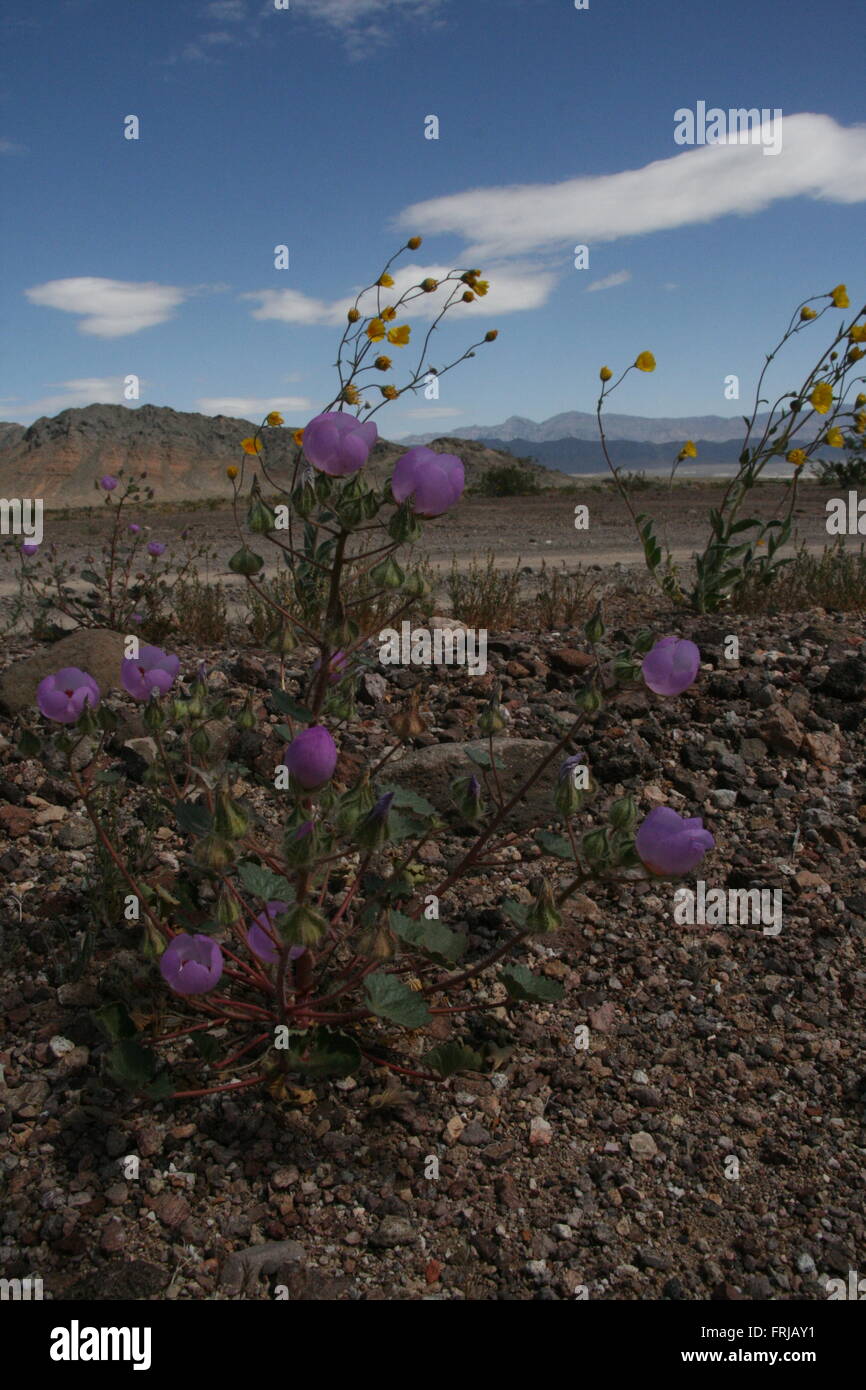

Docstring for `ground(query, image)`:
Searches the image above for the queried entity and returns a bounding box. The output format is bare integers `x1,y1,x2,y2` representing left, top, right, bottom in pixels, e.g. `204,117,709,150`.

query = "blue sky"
1,0,864,436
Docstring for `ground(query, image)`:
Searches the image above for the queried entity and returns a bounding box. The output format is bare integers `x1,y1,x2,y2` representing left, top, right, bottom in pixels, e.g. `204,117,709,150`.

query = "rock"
370,1216,417,1248
359,671,388,704
220,1239,306,1292
549,648,595,676
802,730,842,766
710,789,737,809
0,629,126,714
100,1219,126,1254
49,1035,75,1058
588,1002,617,1033
629,1131,658,1159
759,705,803,755
152,1193,190,1230
0,805,34,838
56,817,96,849
459,1121,492,1146
529,1116,553,1146
820,657,866,701
390,737,559,832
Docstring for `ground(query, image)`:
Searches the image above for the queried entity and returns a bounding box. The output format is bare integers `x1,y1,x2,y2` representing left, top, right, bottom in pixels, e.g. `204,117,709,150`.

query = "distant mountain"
0,403,570,507
468,434,815,473
399,408,824,448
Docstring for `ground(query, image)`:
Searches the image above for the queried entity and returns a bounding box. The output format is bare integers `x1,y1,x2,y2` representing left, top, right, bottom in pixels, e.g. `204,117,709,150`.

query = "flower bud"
358,924,396,960
370,556,405,590
581,827,610,869
525,878,562,935
143,696,166,733
237,698,257,730
609,793,637,833
214,785,250,840
283,814,318,867
335,773,376,834
193,832,235,871
554,753,589,816
247,482,277,535
354,792,395,850
217,885,242,926
451,773,485,823
407,236,422,250
574,685,603,713
189,727,211,759
347,307,360,322
584,604,605,644
387,501,423,544
280,903,327,947
228,545,264,576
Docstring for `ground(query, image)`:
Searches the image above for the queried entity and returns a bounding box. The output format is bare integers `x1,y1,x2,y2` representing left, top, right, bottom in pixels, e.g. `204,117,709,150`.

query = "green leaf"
388,810,424,844
94,769,123,785
174,801,213,837
535,830,574,860
465,747,506,771
500,964,565,1003
423,1041,484,1078
238,861,294,903
365,971,432,1028
94,1002,137,1041
728,517,762,534
500,899,529,928
80,569,102,585
270,690,314,722
282,1028,361,1078
106,1039,158,1088
378,784,438,818
389,909,467,963
192,1033,221,1063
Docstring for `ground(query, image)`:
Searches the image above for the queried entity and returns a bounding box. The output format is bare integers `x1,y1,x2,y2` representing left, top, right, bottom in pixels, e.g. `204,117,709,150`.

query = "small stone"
49,1035,76,1058
57,818,96,849
370,1216,417,1248
529,1116,553,1146
629,1131,658,1159
459,1121,492,1146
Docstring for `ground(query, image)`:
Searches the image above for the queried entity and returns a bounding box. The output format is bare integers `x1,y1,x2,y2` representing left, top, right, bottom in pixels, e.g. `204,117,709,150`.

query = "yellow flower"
420,278,438,293
462,291,475,303
266,411,284,427
810,381,833,414
848,324,866,342
485,329,498,342
830,284,850,308
678,440,698,460
241,437,262,455
826,427,845,447
378,273,394,288
472,279,489,296
366,317,386,341
374,355,392,371
800,306,817,321
787,449,807,467
634,351,656,372
342,384,360,405
857,394,866,407
382,306,397,321
848,346,865,362
599,366,613,382
347,308,360,323
855,412,866,434
407,236,422,250
387,323,411,346
381,385,399,400
226,465,239,480
293,428,304,447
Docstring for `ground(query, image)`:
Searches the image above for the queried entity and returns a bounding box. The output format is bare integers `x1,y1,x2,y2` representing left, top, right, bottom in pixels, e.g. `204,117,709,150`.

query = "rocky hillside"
0,404,569,508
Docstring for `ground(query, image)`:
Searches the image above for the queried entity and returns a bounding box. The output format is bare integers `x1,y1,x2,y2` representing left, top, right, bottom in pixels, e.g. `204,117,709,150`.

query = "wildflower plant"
26,242,715,1100
598,287,866,612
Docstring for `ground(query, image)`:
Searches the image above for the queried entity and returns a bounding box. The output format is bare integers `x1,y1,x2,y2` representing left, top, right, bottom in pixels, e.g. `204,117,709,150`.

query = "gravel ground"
1,600,865,1302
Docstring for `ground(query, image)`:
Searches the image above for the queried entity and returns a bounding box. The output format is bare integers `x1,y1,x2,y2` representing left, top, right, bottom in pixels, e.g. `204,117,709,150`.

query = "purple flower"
370,791,395,819
313,649,349,684
147,542,166,558
468,774,480,797
247,901,305,965
121,644,180,700
36,668,100,724
160,933,223,995
558,751,586,782
642,636,701,697
635,806,715,878
20,543,40,557
302,411,378,477
128,523,141,535
283,725,338,789
391,446,464,517
100,475,118,491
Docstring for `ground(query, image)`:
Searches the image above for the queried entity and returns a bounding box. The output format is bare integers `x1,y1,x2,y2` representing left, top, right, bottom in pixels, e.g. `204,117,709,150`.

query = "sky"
1,0,864,437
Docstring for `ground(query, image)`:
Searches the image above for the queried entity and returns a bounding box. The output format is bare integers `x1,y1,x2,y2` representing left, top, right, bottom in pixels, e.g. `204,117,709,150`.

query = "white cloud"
398,114,866,262
400,405,465,419
586,270,631,293
0,137,26,155
205,0,246,18
7,377,132,423
197,395,312,417
25,277,188,337
244,260,555,325
289,0,445,54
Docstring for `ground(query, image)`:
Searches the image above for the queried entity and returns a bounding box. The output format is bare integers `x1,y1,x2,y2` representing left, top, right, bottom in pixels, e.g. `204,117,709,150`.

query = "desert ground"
1,481,865,1303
